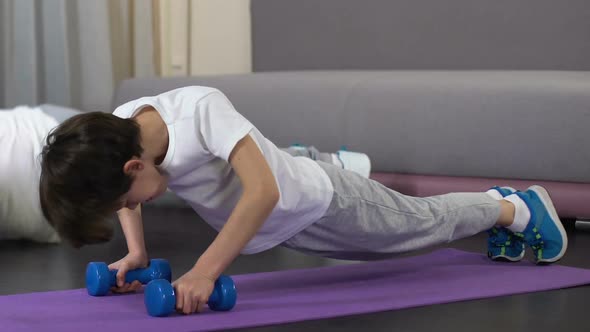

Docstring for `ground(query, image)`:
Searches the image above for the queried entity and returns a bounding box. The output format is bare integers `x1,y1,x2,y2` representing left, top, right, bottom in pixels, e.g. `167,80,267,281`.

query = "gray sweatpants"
281,150,501,260
281,145,333,164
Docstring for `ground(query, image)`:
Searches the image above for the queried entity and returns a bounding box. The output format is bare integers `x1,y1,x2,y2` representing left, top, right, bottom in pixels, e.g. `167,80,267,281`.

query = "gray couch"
113,0,590,221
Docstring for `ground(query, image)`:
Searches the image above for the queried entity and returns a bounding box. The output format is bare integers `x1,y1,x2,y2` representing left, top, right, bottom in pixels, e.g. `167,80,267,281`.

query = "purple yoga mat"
3,248,590,332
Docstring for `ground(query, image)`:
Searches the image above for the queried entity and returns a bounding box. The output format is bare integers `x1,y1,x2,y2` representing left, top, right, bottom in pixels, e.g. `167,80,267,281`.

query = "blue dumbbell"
86,259,171,296
144,275,237,317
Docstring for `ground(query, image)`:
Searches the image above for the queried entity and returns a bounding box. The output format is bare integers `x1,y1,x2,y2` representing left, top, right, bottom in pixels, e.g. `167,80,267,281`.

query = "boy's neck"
133,106,169,165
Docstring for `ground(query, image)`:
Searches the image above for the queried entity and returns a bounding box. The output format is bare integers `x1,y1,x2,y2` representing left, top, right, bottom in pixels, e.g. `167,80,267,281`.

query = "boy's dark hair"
39,112,143,248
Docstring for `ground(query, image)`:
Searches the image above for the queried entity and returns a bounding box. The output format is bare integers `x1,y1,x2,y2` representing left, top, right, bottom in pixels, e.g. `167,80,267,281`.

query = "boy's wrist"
194,255,224,281
128,249,148,261
189,266,216,283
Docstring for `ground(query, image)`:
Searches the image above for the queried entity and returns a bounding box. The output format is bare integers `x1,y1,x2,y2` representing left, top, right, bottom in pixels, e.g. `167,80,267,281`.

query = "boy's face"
120,159,168,210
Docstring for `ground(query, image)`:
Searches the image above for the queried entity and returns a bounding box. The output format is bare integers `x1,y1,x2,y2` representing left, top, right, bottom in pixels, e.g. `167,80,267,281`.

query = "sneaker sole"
489,243,526,262
528,185,568,263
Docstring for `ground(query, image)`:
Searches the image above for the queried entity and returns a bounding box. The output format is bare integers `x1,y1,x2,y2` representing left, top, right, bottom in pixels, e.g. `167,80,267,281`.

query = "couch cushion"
113,71,590,183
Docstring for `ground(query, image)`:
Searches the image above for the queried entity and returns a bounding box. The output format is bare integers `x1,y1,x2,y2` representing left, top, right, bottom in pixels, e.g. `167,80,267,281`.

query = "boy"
0,103,353,243
40,86,568,314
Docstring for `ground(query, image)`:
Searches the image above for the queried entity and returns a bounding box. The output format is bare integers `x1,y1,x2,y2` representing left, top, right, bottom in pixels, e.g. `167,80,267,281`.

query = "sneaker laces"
517,227,544,260
487,228,514,247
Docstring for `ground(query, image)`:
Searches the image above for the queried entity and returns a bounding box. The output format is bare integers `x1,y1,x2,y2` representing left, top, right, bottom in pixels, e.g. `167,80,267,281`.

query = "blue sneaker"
513,185,568,264
487,186,526,262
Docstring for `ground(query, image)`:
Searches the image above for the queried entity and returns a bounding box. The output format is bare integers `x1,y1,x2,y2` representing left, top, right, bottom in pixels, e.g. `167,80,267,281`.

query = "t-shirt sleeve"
197,91,254,162
112,99,137,119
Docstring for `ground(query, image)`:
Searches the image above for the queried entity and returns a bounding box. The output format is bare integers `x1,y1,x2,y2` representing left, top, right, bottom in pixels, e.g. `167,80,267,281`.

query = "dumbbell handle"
155,284,221,307
145,276,236,316
108,267,158,286
86,259,171,296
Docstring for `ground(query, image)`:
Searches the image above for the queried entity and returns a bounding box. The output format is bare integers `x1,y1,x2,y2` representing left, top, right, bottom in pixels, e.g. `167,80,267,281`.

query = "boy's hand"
172,267,215,314
108,252,149,293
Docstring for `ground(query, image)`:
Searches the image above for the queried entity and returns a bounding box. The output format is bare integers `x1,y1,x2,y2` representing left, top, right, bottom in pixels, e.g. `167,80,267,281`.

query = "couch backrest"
113,71,590,183
251,0,590,71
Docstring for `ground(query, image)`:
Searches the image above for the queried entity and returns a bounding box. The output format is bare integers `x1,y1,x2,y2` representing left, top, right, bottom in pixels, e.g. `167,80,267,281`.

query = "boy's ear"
123,159,144,175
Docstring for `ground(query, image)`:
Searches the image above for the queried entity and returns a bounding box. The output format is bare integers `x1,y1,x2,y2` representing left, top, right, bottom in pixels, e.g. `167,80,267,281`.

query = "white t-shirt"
0,106,61,242
113,86,334,254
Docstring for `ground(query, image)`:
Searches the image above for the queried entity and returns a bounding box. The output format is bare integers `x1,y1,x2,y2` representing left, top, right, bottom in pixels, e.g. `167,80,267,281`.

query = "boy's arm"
193,134,280,279
111,204,149,289
117,204,148,259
